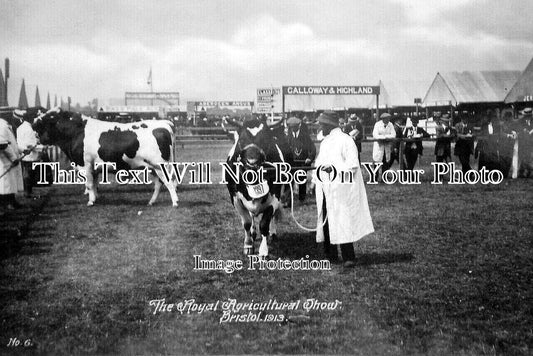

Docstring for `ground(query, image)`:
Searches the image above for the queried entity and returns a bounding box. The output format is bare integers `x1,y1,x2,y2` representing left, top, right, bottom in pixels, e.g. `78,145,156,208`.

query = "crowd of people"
280,108,532,268
0,111,44,214
2,106,531,266
368,108,533,178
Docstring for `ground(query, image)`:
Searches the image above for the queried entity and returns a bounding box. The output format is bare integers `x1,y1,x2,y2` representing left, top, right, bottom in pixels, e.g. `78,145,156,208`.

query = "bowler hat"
317,111,338,127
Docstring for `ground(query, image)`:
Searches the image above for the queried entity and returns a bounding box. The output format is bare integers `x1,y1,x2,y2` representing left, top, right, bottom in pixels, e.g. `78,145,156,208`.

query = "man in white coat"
0,115,24,211
372,113,396,177
314,111,374,268
16,112,41,197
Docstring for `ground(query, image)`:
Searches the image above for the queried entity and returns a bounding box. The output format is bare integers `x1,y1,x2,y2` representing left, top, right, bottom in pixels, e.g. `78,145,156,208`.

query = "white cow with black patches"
31,107,179,207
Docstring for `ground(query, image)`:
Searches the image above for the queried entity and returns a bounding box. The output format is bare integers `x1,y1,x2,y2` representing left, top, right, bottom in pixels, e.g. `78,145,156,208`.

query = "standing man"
435,114,453,163
0,113,24,211
389,115,404,168
314,111,374,268
372,113,396,177
286,116,316,202
453,115,474,173
403,115,430,170
348,114,364,158
15,111,41,197
508,107,533,178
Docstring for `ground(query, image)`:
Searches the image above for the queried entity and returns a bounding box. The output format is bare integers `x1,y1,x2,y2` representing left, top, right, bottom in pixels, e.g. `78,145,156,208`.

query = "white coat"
314,128,374,244
372,120,396,162
17,121,41,162
0,119,24,194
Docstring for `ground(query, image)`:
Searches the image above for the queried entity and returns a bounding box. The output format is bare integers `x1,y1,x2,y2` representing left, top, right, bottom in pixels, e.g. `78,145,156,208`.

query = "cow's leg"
250,213,257,241
269,198,281,240
152,167,179,207
148,172,162,206
234,197,254,255
84,163,97,206
258,206,274,257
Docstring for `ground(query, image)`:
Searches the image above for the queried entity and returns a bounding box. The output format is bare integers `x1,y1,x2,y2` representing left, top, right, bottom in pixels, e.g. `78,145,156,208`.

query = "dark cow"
225,118,287,257
30,107,178,206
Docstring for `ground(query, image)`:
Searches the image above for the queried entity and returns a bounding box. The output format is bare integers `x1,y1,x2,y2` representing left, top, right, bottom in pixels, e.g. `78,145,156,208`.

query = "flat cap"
287,116,302,126
380,113,391,120
317,111,338,127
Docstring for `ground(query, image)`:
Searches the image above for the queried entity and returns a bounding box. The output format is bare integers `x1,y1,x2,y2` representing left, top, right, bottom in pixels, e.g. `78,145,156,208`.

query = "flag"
147,67,152,85
54,94,57,107
46,92,51,109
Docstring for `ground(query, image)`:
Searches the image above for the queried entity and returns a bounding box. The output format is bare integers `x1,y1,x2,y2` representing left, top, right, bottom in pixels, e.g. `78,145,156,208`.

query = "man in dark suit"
286,116,316,202
435,114,453,163
453,115,474,173
403,115,430,170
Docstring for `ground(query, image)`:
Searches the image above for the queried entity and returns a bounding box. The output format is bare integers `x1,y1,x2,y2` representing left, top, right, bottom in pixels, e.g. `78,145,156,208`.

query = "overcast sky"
1,0,533,107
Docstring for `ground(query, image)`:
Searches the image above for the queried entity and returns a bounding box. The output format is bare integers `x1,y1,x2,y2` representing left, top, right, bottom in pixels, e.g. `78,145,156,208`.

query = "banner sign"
282,86,380,95
256,87,281,113
125,92,180,101
101,105,160,112
257,88,281,96
192,101,254,107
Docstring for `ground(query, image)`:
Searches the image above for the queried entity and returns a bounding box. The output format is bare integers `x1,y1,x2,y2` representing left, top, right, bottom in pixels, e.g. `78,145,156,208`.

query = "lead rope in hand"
0,144,37,180
287,181,328,232
262,160,328,232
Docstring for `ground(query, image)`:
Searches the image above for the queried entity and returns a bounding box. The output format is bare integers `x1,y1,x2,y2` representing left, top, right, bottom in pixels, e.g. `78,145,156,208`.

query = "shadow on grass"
0,230,54,259
355,252,414,266
271,233,414,266
270,232,325,260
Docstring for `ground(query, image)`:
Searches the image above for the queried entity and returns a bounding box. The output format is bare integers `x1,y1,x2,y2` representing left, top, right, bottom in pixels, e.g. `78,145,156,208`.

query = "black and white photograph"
1,1,532,355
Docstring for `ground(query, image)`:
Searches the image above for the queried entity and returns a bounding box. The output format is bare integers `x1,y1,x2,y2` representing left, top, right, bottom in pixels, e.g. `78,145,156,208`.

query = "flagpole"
148,66,153,106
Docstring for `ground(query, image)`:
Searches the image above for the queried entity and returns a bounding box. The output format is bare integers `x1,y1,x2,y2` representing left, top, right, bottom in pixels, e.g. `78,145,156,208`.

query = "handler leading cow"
30,107,178,207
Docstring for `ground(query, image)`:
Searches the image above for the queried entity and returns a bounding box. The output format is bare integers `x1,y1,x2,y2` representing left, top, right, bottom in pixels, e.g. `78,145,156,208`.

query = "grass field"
1,141,532,355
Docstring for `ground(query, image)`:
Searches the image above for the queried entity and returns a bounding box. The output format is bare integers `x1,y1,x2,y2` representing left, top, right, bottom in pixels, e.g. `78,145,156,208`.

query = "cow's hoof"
87,201,94,207
243,246,254,255
147,201,154,206
172,203,179,208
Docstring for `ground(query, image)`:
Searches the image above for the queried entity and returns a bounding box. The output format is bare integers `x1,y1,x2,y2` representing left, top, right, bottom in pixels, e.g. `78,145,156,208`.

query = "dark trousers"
0,193,17,207
298,182,306,201
457,154,471,173
436,155,448,163
21,161,36,195
322,193,355,262
405,151,418,170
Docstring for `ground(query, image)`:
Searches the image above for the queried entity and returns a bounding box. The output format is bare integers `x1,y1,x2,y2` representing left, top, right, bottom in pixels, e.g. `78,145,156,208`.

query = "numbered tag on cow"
246,181,269,199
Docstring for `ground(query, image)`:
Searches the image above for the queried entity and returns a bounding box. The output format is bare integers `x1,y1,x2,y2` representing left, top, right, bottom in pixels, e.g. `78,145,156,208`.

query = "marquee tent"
423,71,521,107
504,57,533,104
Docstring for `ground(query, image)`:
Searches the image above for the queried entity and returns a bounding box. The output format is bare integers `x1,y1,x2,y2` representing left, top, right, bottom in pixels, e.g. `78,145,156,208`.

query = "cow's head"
32,107,85,145
235,119,279,166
